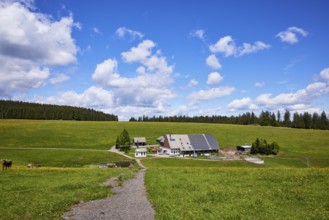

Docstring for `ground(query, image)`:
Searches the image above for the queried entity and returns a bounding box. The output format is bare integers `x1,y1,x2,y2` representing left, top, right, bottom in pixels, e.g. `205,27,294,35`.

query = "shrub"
251,138,279,155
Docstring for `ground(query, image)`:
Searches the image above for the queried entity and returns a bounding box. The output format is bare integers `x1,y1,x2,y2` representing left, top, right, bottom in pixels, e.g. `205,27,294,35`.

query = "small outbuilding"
135,148,147,157
236,145,252,153
133,137,147,147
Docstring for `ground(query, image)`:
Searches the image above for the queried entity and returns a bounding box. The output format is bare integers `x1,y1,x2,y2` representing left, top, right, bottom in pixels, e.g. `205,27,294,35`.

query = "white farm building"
157,134,219,156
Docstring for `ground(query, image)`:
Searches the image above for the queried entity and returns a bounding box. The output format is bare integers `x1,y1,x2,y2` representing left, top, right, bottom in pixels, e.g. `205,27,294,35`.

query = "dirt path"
63,169,154,220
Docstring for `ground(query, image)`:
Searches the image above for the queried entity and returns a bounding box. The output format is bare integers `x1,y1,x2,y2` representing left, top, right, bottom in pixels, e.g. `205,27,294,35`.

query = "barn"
158,134,219,156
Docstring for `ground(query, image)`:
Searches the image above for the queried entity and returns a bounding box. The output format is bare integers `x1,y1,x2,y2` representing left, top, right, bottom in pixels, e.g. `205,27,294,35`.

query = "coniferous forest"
0,100,118,121
130,110,329,130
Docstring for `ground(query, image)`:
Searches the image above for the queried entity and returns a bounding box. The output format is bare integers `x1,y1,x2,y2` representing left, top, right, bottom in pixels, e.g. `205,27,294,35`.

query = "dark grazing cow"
2,159,12,170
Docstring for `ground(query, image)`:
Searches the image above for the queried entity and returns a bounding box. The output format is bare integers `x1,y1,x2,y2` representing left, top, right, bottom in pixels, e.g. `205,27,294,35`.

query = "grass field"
0,148,131,167
1,120,328,166
0,167,137,220
1,120,329,219
144,166,329,220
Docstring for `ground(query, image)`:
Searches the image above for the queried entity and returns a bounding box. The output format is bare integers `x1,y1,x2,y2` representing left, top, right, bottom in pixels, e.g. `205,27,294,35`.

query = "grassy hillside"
0,120,328,166
1,120,328,220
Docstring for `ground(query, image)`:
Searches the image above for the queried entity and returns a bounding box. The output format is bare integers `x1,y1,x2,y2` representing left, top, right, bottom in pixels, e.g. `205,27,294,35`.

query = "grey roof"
135,148,147,153
165,134,219,151
133,137,146,143
204,134,219,150
188,134,210,150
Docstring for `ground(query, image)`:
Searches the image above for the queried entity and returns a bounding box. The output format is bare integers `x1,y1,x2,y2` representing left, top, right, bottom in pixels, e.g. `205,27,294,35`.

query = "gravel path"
63,169,155,220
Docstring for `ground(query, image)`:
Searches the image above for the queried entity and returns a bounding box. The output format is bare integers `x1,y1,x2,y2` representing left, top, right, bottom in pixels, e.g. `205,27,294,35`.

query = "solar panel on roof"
188,134,209,150
204,134,219,150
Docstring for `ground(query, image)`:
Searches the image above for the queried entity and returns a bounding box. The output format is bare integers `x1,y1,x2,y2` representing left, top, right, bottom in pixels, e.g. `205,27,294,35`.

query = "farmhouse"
158,134,219,156
135,148,147,157
133,137,147,147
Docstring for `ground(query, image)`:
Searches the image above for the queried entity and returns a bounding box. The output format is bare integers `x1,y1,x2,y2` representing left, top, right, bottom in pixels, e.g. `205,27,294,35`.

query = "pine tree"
283,110,291,127
319,111,329,130
116,129,131,152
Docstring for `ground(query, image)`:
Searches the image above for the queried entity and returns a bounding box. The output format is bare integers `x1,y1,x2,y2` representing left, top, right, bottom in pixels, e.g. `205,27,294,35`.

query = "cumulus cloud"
92,40,174,108
209,35,270,57
115,27,144,41
189,87,235,103
0,1,78,97
276,26,308,44
49,73,70,85
206,54,221,69
255,82,329,107
190,29,205,40
121,40,173,74
188,79,199,87
228,97,258,111
236,41,271,57
209,36,236,57
228,68,329,112
320,68,329,81
207,72,223,85
44,86,114,108
121,40,155,63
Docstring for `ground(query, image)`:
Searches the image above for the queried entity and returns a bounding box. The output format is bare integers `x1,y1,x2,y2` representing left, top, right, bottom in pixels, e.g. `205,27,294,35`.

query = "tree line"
0,100,118,121
130,110,329,130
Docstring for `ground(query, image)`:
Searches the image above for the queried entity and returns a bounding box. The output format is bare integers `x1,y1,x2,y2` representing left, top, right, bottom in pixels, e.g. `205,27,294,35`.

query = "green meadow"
1,120,329,219
0,168,137,220
144,166,329,220
1,120,328,166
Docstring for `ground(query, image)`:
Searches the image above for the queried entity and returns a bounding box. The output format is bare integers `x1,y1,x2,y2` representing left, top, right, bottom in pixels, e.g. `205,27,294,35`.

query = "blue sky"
0,0,329,120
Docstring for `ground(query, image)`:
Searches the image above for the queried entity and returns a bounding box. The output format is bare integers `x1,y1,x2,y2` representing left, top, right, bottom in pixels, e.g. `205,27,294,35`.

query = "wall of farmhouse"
163,136,170,148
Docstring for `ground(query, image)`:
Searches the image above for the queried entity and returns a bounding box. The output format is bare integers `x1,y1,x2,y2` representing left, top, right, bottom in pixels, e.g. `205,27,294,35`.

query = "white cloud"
189,87,235,103
115,27,144,41
188,79,199,87
255,82,329,107
209,36,235,57
121,39,173,74
190,29,205,40
228,97,258,111
207,72,223,85
236,41,271,57
91,40,175,109
228,68,329,112
0,1,78,97
320,68,329,81
44,86,114,108
254,82,265,87
121,40,155,63
206,54,221,69
209,35,270,57
49,73,70,85
276,26,308,44
92,58,120,86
